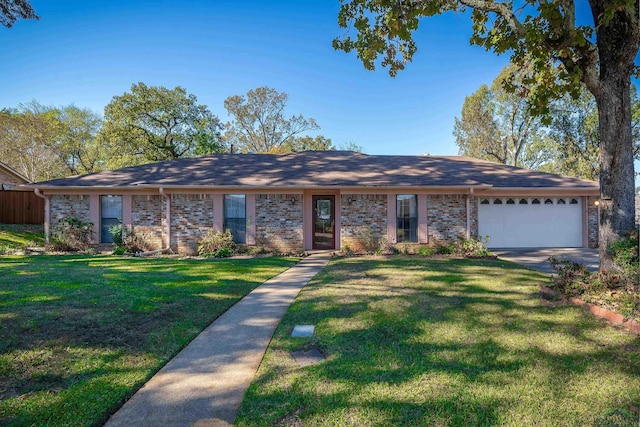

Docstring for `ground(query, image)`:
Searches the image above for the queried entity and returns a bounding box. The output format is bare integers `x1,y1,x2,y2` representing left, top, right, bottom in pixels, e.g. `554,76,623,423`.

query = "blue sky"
0,0,511,157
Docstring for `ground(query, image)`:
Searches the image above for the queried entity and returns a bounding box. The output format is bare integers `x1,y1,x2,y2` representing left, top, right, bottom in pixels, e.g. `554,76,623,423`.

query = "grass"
236,257,640,427
0,224,44,253
0,254,298,426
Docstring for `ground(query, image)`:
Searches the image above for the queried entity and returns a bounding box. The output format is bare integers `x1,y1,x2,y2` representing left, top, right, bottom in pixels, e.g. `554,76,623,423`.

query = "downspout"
158,187,171,251
34,189,50,245
466,188,473,240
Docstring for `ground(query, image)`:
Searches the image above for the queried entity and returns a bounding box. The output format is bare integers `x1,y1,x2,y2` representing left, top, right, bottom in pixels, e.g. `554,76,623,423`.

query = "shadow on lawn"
0,254,293,425
238,257,640,426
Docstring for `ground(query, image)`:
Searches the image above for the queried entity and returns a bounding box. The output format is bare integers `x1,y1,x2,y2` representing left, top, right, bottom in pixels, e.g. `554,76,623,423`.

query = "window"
519,199,528,204
101,195,122,243
396,195,417,242
531,198,541,204
480,198,490,205
557,198,566,204
506,198,515,205
224,194,246,244
570,198,579,204
493,198,503,204
544,198,554,204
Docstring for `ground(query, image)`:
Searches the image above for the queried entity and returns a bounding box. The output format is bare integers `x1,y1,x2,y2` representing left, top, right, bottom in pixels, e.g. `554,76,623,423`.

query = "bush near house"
549,231,640,320
48,217,94,252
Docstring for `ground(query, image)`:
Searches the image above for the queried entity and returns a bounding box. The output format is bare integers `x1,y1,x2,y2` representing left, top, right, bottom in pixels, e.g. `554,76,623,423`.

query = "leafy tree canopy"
0,102,65,181
0,0,38,28
454,64,550,169
100,83,223,168
223,86,322,153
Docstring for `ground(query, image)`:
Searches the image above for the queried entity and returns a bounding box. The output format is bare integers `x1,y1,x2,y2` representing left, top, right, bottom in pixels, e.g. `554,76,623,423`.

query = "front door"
312,195,335,249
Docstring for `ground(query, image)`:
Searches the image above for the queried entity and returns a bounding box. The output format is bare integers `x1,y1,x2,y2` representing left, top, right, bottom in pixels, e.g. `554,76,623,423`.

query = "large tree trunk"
594,77,636,270
588,0,639,270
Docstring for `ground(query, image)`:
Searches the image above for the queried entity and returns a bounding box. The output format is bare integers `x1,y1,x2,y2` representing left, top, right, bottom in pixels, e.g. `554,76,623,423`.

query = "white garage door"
478,197,583,248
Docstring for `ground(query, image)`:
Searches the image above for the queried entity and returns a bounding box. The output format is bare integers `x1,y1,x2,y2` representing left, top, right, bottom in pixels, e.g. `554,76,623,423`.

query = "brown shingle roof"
31,151,598,190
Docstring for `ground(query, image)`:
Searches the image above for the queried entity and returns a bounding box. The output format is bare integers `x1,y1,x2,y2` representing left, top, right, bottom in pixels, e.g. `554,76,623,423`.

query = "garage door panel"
478,197,582,248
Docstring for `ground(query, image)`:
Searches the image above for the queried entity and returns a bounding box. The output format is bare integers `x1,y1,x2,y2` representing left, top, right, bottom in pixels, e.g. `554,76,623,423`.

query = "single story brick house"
29,151,600,253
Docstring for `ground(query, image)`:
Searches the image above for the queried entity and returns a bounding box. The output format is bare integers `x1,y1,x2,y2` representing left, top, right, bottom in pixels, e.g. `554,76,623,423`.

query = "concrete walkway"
104,252,331,427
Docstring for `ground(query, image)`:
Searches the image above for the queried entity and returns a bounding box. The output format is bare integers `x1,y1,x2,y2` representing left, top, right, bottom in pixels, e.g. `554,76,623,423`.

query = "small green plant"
113,246,126,255
435,243,454,255
49,217,94,252
418,245,435,256
109,223,124,247
198,229,237,258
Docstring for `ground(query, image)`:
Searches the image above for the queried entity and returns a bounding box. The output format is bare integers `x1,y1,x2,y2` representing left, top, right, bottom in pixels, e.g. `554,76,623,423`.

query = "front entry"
312,195,335,249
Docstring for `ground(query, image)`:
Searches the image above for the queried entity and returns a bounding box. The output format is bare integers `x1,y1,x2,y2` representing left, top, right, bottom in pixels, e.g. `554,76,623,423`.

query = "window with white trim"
396,195,417,243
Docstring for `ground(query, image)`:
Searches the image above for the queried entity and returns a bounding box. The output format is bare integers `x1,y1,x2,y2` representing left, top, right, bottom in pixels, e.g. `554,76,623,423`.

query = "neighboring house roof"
30,151,599,191
0,161,31,188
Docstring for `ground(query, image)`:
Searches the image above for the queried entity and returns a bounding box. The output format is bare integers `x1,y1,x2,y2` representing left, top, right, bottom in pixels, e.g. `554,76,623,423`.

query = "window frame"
396,194,418,243
224,194,247,244
100,195,122,244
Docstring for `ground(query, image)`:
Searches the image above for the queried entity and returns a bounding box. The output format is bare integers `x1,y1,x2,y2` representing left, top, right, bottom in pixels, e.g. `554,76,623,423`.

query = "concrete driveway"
492,248,599,274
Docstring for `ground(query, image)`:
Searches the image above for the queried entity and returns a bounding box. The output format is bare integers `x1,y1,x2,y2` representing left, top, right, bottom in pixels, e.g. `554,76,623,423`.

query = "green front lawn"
236,257,640,427
0,224,44,253
0,254,298,426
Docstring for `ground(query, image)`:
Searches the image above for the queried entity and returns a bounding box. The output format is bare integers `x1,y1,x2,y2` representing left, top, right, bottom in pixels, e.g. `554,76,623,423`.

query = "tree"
334,0,640,269
223,86,321,153
278,135,334,154
339,141,365,153
100,83,223,168
541,85,640,181
0,0,38,28
0,102,66,181
454,65,549,169
55,106,105,175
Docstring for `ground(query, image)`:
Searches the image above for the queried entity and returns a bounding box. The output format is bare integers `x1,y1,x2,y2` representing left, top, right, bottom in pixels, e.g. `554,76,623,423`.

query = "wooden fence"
0,190,44,224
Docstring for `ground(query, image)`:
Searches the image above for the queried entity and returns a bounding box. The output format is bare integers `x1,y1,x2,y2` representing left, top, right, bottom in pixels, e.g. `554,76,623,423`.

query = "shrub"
548,256,590,296
49,218,94,252
109,224,152,254
109,223,124,247
435,244,454,255
198,230,237,258
376,238,397,255
608,230,639,287
452,237,492,258
418,245,435,256
356,226,381,253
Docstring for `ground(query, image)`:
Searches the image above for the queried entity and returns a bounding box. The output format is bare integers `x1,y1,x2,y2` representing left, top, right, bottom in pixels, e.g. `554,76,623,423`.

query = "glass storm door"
313,195,335,249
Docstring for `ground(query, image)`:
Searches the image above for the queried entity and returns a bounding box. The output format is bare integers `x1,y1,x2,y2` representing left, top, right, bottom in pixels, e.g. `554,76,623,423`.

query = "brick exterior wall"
131,195,165,250
427,194,468,244
340,194,387,251
469,196,479,239
50,194,92,239
170,194,214,254
255,194,303,252
587,196,599,248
